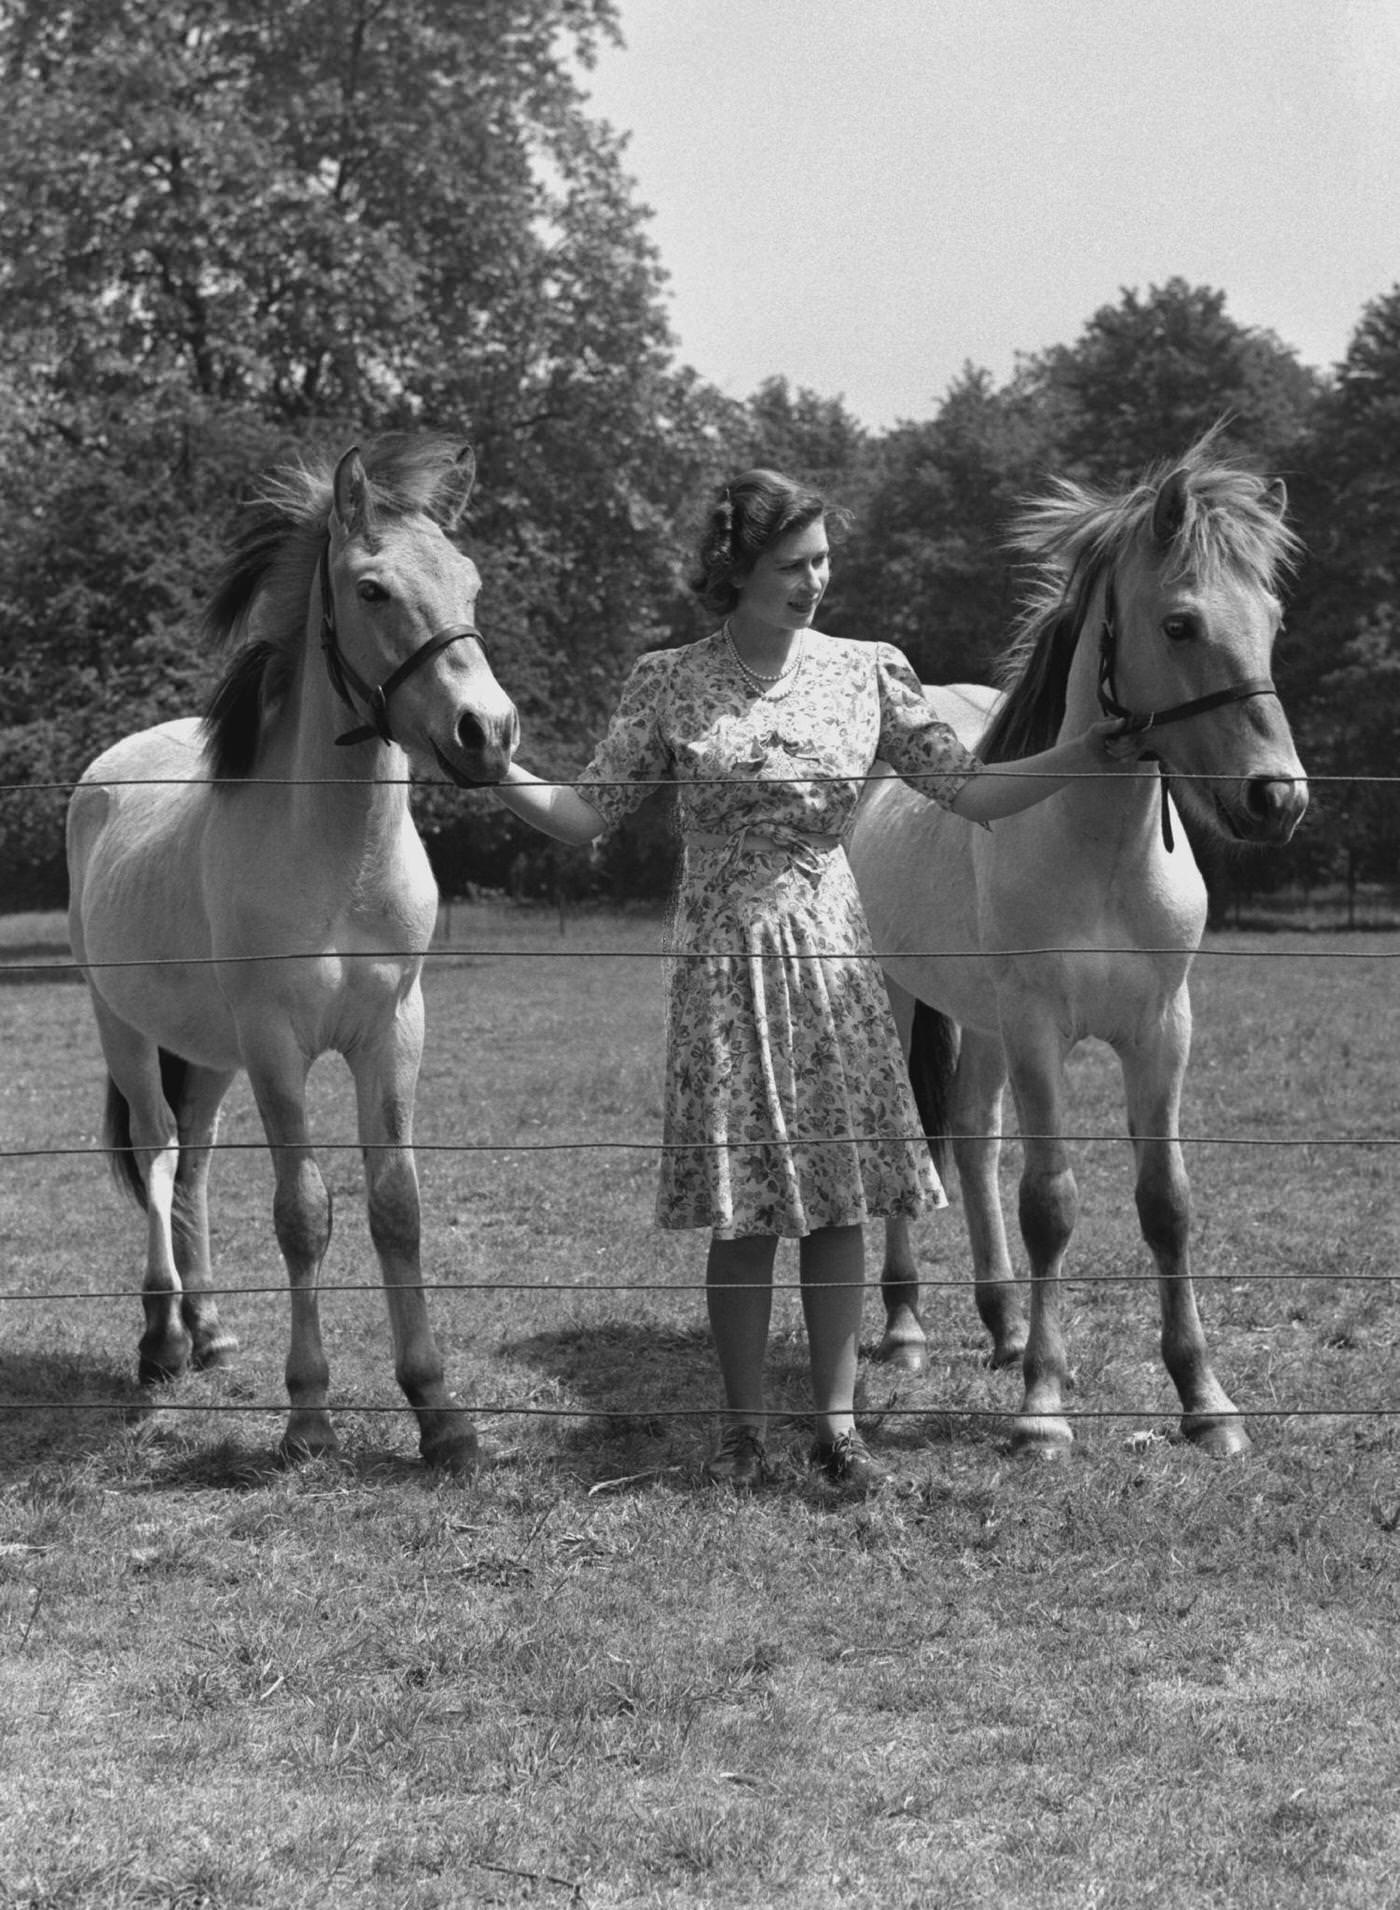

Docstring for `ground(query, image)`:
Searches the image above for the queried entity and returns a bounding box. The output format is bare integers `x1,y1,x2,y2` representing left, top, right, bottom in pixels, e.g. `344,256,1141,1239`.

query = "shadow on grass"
495,1314,991,1489
0,1346,440,1493
0,1349,147,1478
502,1317,724,1484
141,1435,432,1494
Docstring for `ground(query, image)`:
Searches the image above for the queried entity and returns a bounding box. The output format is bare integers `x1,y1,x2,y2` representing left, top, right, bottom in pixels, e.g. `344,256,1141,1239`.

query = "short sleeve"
572,650,673,832
875,644,982,810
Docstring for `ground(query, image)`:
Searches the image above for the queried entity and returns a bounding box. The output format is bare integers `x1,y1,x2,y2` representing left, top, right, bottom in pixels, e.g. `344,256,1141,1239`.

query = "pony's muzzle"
1241,774,1309,843
435,696,518,786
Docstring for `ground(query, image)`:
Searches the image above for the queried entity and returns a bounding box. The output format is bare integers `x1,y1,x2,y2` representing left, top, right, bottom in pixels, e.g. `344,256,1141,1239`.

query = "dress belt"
684,826,845,869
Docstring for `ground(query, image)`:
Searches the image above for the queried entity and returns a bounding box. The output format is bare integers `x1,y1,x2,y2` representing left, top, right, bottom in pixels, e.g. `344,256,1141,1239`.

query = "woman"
494,469,1134,1494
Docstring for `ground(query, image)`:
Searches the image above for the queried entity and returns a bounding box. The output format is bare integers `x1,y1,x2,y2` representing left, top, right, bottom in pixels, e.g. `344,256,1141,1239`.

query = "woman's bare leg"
706,1233,778,1429
799,1223,865,1446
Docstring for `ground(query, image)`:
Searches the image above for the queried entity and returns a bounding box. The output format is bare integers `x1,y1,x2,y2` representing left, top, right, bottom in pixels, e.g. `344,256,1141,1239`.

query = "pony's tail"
102,1051,190,1210
905,1001,959,1184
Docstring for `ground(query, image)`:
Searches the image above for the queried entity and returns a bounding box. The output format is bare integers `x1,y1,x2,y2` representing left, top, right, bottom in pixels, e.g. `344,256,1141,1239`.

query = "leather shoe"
809,1429,893,1495
703,1424,769,1491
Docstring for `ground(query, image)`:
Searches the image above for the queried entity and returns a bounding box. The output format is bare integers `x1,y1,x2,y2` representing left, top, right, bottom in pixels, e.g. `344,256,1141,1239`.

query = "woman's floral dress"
576,631,981,1239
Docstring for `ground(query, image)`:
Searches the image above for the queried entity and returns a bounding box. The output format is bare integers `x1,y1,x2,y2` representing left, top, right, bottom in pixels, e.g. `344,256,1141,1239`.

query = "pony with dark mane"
849,433,1307,1456
67,434,516,1471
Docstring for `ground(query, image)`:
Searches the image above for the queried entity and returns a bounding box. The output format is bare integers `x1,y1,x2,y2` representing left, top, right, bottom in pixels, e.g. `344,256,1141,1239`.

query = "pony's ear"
331,445,377,545
1151,465,1191,546
436,444,477,531
1265,475,1288,519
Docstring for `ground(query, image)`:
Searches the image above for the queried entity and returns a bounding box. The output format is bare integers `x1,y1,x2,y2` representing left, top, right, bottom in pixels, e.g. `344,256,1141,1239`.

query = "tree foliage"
836,367,1053,681
0,0,725,896
0,1,1396,910
1282,285,1400,892
1020,277,1319,486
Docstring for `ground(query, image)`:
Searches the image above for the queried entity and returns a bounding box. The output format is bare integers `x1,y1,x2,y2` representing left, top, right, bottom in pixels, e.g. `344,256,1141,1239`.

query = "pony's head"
202,433,518,785
982,431,1307,845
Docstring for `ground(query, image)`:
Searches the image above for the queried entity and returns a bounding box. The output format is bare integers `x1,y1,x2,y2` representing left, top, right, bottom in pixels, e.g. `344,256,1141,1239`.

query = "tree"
0,0,724,901
834,367,1054,680
1284,285,1400,899
1022,278,1319,488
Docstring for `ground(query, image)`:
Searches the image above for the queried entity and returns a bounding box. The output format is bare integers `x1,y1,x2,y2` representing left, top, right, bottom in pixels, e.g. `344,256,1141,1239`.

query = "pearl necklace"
723,621,806,699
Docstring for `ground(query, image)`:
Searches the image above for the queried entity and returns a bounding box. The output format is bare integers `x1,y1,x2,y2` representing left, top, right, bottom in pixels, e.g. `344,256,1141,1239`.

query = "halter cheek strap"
1095,582,1279,852
317,543,485,748
1096,619,1276,736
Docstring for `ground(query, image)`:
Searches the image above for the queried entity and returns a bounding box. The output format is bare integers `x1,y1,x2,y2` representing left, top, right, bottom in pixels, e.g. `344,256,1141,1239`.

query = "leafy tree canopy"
0,3,1395,908
1019,277,1319,486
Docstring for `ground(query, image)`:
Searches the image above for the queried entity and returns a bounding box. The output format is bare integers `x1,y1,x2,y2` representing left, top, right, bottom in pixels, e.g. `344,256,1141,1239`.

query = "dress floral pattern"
576,631,981,1239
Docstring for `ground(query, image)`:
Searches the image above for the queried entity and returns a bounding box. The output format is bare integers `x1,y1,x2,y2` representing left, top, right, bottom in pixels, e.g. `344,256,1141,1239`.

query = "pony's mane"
979,432,1301,765
201,433,469,778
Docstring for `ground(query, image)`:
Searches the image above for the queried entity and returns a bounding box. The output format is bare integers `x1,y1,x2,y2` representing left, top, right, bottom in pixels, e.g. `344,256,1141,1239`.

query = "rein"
317,542,484,748
1094,580,1278,853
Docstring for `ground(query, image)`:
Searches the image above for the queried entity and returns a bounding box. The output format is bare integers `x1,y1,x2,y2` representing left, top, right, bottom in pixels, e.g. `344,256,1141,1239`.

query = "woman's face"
734,517,830,632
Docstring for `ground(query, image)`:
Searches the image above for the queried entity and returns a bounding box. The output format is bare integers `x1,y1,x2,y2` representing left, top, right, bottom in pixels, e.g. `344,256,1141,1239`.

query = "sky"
578,0,1400,430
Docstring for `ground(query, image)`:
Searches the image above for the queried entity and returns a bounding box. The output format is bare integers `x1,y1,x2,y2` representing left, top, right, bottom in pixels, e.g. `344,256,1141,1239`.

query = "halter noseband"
317,542,484,748
1094,578,1279,852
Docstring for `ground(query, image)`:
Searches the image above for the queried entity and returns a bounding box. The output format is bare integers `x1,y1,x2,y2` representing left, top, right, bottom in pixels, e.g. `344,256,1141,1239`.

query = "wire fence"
4,760,1399,1437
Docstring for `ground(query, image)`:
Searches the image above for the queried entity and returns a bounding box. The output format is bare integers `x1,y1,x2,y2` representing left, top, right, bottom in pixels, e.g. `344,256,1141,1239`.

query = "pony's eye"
357,579,389,604
1163,614,1199,643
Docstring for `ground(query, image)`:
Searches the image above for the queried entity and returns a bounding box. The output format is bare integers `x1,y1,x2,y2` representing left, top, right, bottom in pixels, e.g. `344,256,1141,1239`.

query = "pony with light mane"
67,434,516,1472
848,434,1307,1457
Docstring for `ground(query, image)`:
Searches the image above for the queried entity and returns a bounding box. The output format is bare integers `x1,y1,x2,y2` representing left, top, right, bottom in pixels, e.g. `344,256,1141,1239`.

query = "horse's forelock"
204,433,470,645
356,433,471,521
1160,461,1300,592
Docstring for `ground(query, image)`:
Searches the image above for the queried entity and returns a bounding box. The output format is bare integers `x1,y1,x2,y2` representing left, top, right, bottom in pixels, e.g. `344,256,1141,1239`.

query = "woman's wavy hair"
688,468,849,616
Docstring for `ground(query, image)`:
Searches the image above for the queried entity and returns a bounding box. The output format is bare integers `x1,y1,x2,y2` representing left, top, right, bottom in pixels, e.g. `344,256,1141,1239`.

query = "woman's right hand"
1082,717,1146,766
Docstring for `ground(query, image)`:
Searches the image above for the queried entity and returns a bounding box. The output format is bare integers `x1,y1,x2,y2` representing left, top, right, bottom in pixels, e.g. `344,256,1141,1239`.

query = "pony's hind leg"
876,988,949,1373
1123,1039,1250,1458
170,1063,240,1369
876,976,926,1368
877,1027,1025,1374
878,1215,927,1372
93,1005,191,1385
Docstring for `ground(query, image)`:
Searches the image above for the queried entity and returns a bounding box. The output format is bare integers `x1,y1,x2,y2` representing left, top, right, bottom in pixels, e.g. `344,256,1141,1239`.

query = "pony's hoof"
278,1417,340,1466
875,1334,927,1375
1182,1414,1252,1459
138,1341,191,1387
420,1424,481,1476
191,1331,240,1371
1010,1416,1074,1459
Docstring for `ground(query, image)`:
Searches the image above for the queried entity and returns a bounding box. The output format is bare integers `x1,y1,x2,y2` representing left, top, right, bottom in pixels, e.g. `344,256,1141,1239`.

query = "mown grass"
2,903,1399,1909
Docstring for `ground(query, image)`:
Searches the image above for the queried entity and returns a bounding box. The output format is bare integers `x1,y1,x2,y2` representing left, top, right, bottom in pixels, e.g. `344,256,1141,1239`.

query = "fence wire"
4,758,1398,1437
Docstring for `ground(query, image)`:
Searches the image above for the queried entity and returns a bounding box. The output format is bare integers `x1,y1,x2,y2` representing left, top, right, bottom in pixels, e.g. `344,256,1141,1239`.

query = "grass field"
2,902,1399,1910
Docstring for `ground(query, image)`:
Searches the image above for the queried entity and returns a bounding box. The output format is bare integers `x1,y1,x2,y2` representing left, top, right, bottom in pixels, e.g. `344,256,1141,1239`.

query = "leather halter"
1094,578,1279,852
317,542,484,748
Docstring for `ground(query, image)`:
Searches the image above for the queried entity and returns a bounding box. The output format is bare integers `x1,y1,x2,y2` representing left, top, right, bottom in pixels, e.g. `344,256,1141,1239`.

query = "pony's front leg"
1006,1028,1078,1456
1123,1037,1250,1457
353,1011,477,1475
245,1044,338,1464
952,1028,1025,1369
